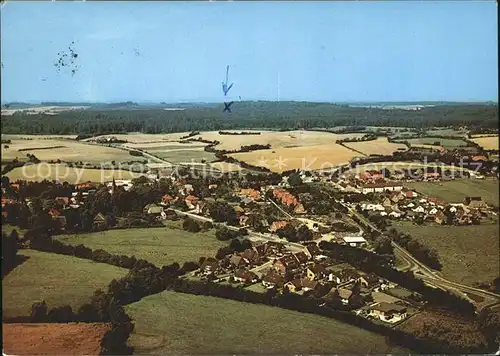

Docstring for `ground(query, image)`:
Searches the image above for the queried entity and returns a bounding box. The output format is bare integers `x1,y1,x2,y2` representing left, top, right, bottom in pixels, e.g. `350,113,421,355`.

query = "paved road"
338,199,500,311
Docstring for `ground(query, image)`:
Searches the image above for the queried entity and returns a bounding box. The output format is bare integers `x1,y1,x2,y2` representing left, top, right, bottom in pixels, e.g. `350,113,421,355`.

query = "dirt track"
2,323,110,355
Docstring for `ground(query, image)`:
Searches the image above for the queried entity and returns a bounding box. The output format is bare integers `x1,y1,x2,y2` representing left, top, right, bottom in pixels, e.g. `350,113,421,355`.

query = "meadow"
125,291,407,354
392,220,499,286
403,179,499,206
86,132,192,144
401,137,469,149
193,130,366,151
55,225,225,267
471,135,499,150
1,138,133,163
230,143,360,172
6,163,140,184
2,249,128,318
343,137,408,156
146,148,217,164
424,128,468,137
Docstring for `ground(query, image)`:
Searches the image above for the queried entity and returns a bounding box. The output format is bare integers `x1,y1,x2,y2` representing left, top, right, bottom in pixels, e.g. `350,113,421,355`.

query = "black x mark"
223,101,234,113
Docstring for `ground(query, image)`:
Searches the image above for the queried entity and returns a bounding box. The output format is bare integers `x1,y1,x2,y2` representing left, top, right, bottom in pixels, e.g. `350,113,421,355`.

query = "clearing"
392,220,499,286
2,249,127,318
2,323,110,355
6,163,140,184
230,143,360,172
55,224,225,268
471,135,499,150
343,137,408,156
403,179,499,206
146,147,217,164
125,290,407,354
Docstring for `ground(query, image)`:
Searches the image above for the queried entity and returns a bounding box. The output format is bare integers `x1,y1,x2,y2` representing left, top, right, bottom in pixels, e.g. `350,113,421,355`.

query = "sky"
0,1,498,103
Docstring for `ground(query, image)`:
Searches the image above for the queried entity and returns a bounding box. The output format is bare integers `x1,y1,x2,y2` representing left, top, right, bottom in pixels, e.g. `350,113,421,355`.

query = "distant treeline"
218,131,261,135
1,102,497,135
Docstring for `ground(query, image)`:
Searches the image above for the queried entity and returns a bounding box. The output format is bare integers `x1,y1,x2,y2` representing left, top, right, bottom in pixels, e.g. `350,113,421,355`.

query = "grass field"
403,179,499,206
344,137,408,156
230,143,360,172
193,130,365,151
147,148,217,164
209,161,244,172
2,249,128,318
55,225,225,267
125,291,407,354
471,135,499,150
6,163,140,184
393,220,499,286
402,137,468,149
1,138,133,163
425,128,468,137
346,161,474,175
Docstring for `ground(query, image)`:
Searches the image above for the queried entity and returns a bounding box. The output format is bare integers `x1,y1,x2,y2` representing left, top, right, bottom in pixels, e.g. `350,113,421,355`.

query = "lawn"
2,249,128,318
6,163,140,184
403,179,499,206
125,291,408,354
55,225,225,267
392,220,499,286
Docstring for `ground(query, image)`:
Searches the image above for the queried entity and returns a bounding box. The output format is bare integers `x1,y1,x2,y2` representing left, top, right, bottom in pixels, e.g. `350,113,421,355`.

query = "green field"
401,137,468,149
6,163,140,184
425,128,468,137
125,291,407,354
2,249,128,318
147,148,217,164
393,221,499,286
55,225,225,267
404,179,499,206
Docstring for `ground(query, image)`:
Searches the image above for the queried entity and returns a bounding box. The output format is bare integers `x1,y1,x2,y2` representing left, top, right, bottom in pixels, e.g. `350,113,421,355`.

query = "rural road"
338,199,500,311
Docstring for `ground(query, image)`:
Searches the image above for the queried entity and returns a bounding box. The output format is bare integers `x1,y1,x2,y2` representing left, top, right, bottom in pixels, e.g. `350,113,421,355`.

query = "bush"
182,218,201,233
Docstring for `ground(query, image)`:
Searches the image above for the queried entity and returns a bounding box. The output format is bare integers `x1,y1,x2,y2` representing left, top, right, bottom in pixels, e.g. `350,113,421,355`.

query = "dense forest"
1,101,497,135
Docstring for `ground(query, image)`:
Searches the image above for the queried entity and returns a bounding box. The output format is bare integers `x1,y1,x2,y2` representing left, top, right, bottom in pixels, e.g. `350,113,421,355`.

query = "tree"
288,172,303,186
215,226,233,241
296,225,313,242
182,218,201,233
372,236,394,255
30,301,48,322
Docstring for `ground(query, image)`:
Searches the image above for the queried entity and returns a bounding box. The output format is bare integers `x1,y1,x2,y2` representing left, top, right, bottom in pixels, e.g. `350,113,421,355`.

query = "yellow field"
86,132,192,144
123,142,205,150
1,139,133,163
209,162,244,172
343,137,408,156
192,130,365,151
2,134,78,140
471,136,499,150
230,144,360,172
6,164,140,184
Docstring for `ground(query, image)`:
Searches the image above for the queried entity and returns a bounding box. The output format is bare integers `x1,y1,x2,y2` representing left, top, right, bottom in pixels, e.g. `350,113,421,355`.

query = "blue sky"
1,1,497,103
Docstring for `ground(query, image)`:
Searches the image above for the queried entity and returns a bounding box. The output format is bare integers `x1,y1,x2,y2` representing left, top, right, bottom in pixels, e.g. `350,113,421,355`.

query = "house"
286,278,320,293
234,269,258,283
93,213,107,230
239,188,261,201
412,206,425,213
143,204,165,219
342,236,367,247
255,241,285,257
272,188,299,207
294,251,309,265
358,273,381,288
200,257,219,274
368,302,408,323
162,194,176,205
270,220,291,233
329,269,360,284
241,248,261,265
307,264,327,280
75,182,95,191
405,191,418,198
293,203,307,214
338,288,353,304
360,183,403,194
208,183,218,190
382,198,392,207
304,242,321,257
239,215,250,226
273,254,300,274
55,197,70,207
390,193,405,204
229,255,247,269
424,172,441,181
262,271,285,289
48,208,61,217
435,210,446,224
185,195,199,209
466,197,488,210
